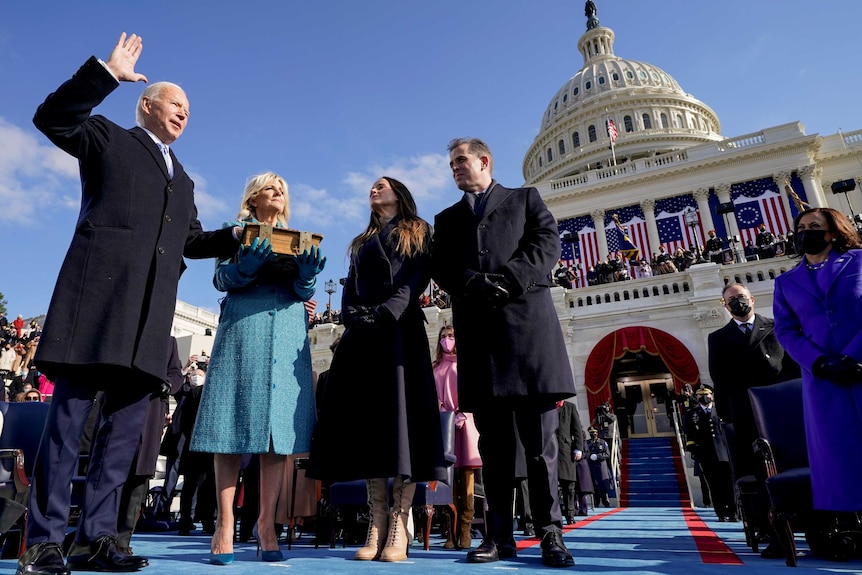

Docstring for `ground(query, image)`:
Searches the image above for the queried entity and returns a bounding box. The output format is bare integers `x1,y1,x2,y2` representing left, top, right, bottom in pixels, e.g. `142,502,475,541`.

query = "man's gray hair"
135,81,185,127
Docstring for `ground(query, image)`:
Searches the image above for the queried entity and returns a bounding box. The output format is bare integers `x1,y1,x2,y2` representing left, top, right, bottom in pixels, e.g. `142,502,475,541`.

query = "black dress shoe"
523,522,536,537
67,536,148,572
760,542,785,559
498,539,518,559
466,538,499,563
17,542,70,575
540,531,575,568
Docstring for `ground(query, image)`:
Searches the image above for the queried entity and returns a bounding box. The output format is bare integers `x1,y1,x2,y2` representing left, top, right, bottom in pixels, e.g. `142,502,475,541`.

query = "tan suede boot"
379,477,415,562
457,468,475,550
354,478,389,561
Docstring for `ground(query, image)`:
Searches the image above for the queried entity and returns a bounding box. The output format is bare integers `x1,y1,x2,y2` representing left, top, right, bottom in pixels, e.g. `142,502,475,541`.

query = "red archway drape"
583,326,700,422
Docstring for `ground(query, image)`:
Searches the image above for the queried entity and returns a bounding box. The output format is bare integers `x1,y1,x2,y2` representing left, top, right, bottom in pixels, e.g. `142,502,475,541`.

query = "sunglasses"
24,395,40,402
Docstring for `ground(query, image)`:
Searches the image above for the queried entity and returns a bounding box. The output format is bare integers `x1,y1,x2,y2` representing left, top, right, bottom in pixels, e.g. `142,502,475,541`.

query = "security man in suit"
431,138,576,568
684,386,736,522
20,33,239,575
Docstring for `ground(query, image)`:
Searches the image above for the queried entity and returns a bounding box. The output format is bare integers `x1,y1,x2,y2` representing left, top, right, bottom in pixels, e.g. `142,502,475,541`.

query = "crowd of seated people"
0,314,50,403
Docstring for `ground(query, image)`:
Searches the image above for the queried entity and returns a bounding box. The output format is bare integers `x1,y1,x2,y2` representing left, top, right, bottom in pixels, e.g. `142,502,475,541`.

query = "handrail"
607,419,622,505
671,400,696,507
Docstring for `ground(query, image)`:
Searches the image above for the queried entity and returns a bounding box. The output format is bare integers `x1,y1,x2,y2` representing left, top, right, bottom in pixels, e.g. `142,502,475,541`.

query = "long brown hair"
791,207,861,257
349,176,429,258
432,325,455,367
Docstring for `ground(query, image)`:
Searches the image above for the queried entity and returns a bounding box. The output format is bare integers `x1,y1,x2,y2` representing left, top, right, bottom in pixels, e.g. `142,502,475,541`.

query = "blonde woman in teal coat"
191,172,325,564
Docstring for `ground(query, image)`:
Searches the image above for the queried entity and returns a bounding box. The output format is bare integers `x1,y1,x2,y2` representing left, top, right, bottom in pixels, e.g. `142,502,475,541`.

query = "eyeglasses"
720,295,749,305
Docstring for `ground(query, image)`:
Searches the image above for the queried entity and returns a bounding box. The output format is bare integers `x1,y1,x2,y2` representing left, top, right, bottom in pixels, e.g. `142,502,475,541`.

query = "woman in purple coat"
773,207,862,512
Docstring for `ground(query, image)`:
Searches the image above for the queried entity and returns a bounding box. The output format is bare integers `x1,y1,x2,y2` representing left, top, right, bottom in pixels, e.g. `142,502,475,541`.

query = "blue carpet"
623,438,688,507
0,508,855,574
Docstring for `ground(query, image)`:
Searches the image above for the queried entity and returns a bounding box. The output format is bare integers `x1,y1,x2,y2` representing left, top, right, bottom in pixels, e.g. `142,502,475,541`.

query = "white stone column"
592,209,609,261
640,198,660,257
799,165,828,208
693,188,715,234
714,183,740,239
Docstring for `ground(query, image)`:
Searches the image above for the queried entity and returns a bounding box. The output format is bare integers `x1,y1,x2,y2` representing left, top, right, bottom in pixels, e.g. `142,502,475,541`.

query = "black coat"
32,57,236,386
309,218,446,483
134,338,183,476
708,314,799,424
556,401,588,485
430,183,576,411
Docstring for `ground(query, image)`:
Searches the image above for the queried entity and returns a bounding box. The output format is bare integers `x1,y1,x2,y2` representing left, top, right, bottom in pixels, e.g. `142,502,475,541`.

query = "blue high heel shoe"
210,553,234,566
253,524,284,562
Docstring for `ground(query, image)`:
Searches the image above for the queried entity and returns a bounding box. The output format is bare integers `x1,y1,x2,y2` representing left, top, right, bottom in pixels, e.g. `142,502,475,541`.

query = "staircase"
620,437,690,507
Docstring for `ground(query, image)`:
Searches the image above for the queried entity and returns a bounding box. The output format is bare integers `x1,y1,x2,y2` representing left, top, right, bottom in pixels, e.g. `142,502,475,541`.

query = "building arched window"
624,115,634,132
573,131,581,147
558,140,566,156
675,114,683,128
588,125,597,142
642,113,652,129
660,113,668,128
547,148,553,163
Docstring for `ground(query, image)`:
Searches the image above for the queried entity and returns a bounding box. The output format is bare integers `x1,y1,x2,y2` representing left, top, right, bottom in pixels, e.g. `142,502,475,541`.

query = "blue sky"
2,1,861,318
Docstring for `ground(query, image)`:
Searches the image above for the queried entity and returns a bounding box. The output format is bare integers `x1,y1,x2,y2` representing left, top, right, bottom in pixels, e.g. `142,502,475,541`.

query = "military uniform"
684,391,735,521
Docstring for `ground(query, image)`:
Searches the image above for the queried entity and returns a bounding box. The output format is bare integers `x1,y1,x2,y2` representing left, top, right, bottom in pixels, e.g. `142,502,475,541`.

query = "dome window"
612,72,620,81
642,113,652,129
624,115,634,133
558,140,566,156
585,81,592,90
573,132,581,147
588,125,597,143
638,70,647,79
660,113,668,129
539,156,543,167
563,93,568,103
675,114,683,128
598,76,605,85
547,148,553,163
554,101,558,111
626,70,634,79
574,87,579,96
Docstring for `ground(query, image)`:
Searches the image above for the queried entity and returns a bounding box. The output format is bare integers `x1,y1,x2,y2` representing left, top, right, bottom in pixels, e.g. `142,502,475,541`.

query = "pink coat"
433,354,481,468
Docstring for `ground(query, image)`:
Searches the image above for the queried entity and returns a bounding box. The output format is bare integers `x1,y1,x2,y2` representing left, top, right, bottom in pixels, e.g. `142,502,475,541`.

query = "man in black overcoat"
431,137,576,568
20,34,238,575
707,282,799,557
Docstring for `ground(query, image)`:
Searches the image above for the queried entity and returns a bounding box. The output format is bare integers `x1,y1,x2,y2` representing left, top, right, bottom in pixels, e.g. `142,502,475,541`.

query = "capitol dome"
523,6,724,185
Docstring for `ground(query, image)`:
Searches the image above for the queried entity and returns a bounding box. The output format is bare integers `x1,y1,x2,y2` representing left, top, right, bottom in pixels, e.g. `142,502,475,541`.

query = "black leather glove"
464,273,511,308
347,305,394,329
812,355,862,385
343,305,373,327
159,381,171,402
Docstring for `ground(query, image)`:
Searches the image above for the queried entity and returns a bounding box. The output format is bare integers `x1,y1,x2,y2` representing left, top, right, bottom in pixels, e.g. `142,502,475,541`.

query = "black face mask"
697,395,712,405
795,230,830,255
727,298,752,317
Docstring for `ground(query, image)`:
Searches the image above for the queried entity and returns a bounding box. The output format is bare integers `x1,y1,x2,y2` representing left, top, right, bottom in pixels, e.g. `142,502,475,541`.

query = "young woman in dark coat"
309,177,446,562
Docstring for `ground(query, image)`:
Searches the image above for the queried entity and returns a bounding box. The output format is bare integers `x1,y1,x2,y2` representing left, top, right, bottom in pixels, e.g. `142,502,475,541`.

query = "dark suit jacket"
431,182,575,411
33,57,236,385
555,401,584,482
708,314,799,424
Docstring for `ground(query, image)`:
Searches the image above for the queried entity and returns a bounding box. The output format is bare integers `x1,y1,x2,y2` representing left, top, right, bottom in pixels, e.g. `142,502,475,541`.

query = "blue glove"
296,245,326,281
237,237,274,277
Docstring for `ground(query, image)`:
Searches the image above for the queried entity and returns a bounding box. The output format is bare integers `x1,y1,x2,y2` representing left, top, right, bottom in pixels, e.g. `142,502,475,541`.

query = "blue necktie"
740,323,751,335
158,143,174,179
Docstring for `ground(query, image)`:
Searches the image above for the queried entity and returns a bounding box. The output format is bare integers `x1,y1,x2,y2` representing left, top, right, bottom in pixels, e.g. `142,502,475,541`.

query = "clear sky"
2,1,860,319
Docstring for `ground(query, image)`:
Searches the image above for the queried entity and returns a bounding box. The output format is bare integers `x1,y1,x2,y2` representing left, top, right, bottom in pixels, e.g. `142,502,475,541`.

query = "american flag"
559,215,595,287
731,178,791,244
605,207,650,265
606,118,618,144
655,194,705,254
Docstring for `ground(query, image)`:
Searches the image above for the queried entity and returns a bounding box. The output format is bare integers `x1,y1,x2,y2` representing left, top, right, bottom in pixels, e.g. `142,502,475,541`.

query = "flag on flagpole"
606,117,618,144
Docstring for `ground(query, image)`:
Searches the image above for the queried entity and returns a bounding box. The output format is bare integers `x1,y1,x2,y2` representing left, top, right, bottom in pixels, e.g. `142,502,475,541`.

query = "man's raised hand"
105,32,148,83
